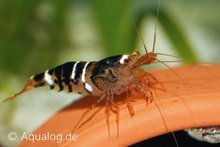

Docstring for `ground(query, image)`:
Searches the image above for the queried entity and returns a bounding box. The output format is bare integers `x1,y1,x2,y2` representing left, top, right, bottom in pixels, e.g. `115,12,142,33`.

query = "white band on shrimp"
82,61,91,83
85,83,93,93
44,70,54,85
119,55,129,64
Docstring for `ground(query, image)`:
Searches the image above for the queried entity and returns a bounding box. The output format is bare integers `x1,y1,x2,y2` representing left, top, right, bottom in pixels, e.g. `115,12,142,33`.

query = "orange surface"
20,64,220,147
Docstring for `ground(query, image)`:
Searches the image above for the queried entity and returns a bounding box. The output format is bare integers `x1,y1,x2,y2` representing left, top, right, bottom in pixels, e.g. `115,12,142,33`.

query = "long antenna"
152,0,160,53
133,23,149,56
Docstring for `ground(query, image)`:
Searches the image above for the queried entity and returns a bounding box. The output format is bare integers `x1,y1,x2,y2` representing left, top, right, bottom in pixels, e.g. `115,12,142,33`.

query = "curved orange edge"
20,64,220,147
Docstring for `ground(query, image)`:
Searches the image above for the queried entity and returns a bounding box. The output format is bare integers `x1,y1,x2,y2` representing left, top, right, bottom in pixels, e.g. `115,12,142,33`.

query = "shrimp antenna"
132,23,149,56
152,0,160,53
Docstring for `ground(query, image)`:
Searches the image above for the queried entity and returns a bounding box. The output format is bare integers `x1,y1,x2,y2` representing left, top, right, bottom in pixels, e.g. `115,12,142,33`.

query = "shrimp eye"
123,58,129,63
119,55,129,64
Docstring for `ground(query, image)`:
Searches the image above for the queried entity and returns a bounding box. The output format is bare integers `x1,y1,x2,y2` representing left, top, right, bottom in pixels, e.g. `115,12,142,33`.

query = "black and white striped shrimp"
2,40,159,136
2,50,157,102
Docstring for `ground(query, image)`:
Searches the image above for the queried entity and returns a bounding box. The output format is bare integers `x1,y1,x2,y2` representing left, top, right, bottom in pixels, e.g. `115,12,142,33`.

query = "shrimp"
2,43,159,136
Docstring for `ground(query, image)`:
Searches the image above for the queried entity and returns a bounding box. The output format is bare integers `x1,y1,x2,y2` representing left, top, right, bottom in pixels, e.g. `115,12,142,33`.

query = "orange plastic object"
20,64,220,147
